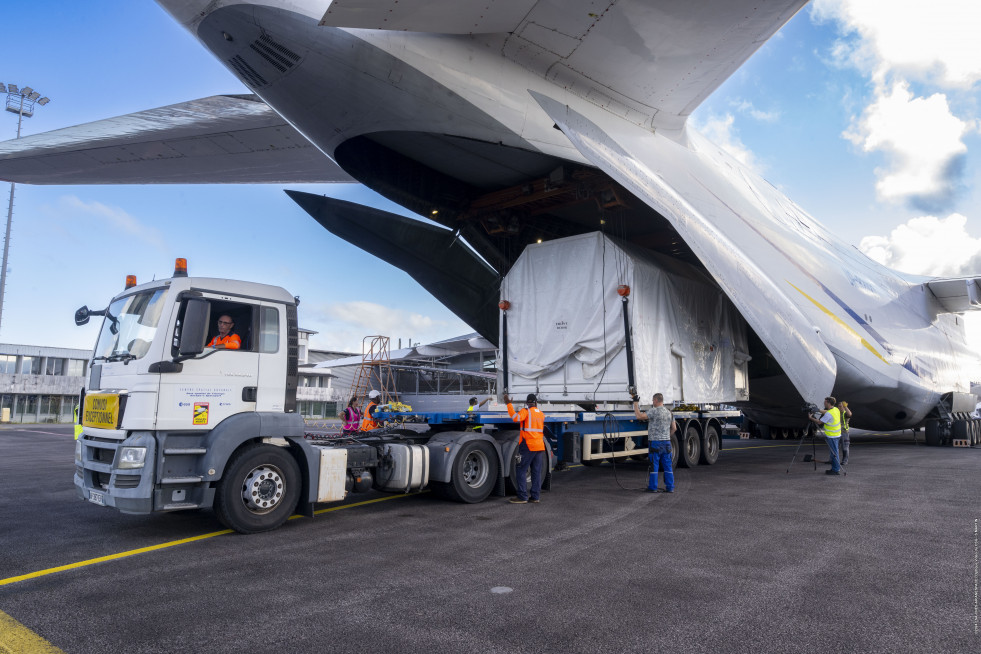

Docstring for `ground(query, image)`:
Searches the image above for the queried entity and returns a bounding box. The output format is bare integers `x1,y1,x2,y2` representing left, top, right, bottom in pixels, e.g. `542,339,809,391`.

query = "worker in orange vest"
207,315,241,349
505,393,546,504
360,390,383,431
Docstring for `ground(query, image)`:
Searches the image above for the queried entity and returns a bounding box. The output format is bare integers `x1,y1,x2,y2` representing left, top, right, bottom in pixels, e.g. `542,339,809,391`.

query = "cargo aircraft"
1,0,979,441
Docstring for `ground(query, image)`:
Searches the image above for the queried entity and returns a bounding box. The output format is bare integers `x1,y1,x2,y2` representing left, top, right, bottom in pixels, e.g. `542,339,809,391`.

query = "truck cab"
74,261,305,531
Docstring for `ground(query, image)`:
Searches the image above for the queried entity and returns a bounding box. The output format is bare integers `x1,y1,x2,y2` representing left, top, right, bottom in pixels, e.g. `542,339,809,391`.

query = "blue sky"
2,1,981,353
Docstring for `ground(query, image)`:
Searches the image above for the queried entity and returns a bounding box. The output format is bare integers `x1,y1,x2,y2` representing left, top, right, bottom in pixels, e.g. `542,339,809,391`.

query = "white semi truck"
73,258,739,534
73,260,563,533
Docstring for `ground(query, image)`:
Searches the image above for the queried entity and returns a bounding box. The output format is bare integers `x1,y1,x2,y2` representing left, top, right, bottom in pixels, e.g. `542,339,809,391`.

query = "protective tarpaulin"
502,232,749,404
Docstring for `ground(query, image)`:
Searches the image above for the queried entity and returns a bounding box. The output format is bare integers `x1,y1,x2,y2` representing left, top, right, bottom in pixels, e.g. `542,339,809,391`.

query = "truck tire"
700,425,720,465
444,440,499,503
214,443,301,534
670,432,679,469
679,424,701,468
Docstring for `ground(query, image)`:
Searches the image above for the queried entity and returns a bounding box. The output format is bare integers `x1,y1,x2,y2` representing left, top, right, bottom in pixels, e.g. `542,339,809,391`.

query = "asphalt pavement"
1,425,979,653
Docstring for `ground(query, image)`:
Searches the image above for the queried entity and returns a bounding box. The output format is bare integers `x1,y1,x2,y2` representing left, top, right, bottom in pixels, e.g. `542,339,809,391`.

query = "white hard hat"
368,390,381,399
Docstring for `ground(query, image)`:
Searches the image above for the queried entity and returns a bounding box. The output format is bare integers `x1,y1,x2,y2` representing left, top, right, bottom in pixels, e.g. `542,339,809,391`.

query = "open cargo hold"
501,232,750,404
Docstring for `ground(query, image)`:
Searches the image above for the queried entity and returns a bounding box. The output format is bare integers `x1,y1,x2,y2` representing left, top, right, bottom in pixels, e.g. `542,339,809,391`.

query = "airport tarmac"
1,425,978,653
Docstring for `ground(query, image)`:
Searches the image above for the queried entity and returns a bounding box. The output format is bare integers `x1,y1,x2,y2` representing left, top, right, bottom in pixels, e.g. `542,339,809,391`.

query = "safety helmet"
368,390,381,399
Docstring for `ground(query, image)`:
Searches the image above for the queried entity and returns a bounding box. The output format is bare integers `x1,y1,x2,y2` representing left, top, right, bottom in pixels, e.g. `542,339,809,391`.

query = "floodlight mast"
1,84,50,335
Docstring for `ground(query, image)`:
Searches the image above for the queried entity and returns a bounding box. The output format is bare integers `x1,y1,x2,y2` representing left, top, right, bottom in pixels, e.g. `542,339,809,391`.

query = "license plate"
89,491,105,506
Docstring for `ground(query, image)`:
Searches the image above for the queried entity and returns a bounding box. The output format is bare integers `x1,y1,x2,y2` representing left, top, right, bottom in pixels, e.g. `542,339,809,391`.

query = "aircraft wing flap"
925,277,981,313
0,95,354,185
531,90,837,404
319,0,536,33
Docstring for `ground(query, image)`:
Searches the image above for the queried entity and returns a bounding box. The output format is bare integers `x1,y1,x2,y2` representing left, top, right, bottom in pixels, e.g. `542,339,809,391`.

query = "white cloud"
811,0,981,88
691,114,760,171
811,0,981,210
859,212,981,354
730,99,780,123
56,195,167,251
859,213,981,277
843,82,971,208
305,300,467,353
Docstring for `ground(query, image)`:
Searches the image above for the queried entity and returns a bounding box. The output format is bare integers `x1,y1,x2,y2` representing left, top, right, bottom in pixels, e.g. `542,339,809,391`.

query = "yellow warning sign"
83,394,119,429
193,402,209,425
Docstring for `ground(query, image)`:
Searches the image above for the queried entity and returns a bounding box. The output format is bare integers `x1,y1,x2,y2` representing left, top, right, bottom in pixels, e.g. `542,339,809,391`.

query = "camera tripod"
786,423,846,475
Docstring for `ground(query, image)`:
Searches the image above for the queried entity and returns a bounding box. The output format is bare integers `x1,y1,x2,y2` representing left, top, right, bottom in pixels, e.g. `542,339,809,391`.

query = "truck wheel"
700,425,720,465
670,432,679,468
444,440,499,503
679,425,701,468
215,444,301,534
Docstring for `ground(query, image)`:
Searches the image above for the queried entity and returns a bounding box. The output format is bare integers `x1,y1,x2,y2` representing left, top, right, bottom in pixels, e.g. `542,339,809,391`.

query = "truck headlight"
117,446,147,469
75,439,82,464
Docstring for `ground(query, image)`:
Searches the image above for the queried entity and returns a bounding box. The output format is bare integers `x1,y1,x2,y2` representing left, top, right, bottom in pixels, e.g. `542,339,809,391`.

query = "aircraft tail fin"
286,190,501,342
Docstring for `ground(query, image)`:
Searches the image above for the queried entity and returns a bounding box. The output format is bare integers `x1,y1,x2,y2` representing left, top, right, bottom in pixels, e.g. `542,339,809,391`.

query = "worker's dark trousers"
648,441,674,491
515,442,544,501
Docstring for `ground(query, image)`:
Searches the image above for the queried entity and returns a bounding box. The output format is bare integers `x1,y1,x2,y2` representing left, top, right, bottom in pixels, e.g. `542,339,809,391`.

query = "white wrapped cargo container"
500,232,750,405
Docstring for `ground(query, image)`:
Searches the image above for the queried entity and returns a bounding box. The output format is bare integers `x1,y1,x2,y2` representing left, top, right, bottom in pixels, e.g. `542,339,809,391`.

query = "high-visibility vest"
360,401,380,431
467,404,483,430
823,407,841,438
73,407,83,441
508,403,545,451
342,406,361,432
208,333,241,350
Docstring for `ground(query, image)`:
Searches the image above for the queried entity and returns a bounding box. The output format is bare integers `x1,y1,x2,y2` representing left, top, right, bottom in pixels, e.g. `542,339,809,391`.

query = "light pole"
0,83,50,335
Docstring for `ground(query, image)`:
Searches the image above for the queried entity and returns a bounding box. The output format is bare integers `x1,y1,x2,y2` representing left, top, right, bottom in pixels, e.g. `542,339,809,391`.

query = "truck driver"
208,315,241,350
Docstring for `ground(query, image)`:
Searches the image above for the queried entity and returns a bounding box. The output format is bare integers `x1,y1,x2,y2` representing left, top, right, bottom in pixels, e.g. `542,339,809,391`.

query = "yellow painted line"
787,281,889,365
0,610,67,653
0,493,421,588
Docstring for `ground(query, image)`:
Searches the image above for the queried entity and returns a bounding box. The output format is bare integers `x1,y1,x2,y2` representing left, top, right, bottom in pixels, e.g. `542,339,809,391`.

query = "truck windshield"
93,288,168,362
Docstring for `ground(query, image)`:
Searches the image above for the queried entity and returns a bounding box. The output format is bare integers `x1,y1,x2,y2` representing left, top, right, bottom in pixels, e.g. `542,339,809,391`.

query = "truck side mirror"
179,298,210,357
75,306,90,326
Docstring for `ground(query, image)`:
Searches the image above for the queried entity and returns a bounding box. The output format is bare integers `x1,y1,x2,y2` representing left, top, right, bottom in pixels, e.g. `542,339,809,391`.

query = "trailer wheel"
700,425,720,465
214,443,301,534
444,440,499,503
670,432,679,469
679,425,701,468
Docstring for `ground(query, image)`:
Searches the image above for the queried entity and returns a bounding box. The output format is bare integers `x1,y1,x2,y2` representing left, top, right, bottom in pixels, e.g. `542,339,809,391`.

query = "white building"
0,344,90,423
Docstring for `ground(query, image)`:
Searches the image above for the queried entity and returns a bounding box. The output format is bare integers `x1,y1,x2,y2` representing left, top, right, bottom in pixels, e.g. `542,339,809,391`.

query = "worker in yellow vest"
73,406,83,440
504,393,546,503
809,396,842,475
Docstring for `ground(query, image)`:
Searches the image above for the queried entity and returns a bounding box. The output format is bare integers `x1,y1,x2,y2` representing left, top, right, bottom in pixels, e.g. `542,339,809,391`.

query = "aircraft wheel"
924,420,940,447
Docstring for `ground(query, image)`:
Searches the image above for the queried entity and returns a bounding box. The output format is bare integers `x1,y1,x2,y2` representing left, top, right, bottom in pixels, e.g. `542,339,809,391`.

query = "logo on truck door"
193,402,209,425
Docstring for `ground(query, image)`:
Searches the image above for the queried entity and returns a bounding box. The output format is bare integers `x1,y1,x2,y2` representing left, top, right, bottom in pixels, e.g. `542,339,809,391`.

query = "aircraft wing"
321,0,808,129
531,91,837,404
925,277,981,313
0,94,354,185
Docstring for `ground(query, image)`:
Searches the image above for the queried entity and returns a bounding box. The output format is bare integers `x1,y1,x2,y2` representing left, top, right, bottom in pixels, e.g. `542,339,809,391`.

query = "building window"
45,358,65,376
67,359,86,377
0,355,15,374
21,357,41,375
